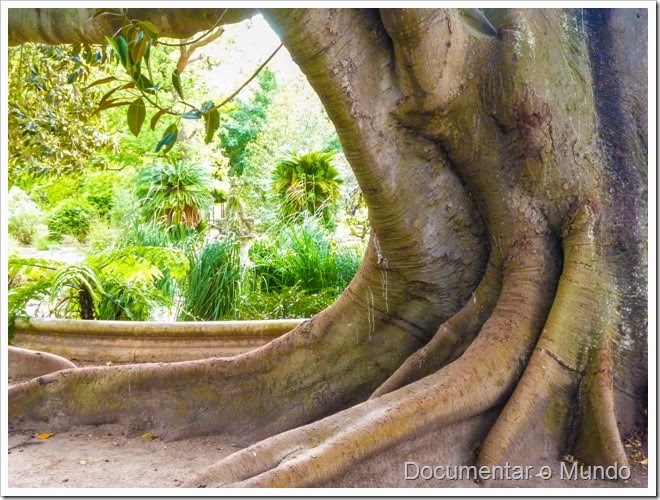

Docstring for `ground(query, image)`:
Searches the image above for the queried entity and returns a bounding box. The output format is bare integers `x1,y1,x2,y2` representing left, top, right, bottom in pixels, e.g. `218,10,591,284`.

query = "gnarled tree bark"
7,7,647,487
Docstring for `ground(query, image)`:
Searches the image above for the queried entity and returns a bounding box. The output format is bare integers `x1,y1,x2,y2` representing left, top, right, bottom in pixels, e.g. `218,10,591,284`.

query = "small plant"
47,199,98,243
179,236,244,321
8,186,46,245
135,160,214,230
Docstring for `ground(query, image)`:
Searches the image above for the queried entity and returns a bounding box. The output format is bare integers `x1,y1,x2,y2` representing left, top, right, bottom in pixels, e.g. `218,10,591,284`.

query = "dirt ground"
6,399,649,491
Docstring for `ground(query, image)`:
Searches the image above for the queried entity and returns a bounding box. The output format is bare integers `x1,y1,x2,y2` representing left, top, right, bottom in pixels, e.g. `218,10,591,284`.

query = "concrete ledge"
12,317,305,363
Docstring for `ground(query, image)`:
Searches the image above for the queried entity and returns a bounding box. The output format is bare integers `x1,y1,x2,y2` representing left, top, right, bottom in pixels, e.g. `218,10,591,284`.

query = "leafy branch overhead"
89,8,282,152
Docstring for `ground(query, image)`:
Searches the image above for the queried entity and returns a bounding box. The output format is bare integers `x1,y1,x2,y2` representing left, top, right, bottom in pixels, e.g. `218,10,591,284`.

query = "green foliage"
179,237,244,321
47,199,98,243
89,246,189,320
8,187,46,245
28,174,82,210
81,170,124,218
134,160,214,229
8,44,113,183
219,69,277,176
272,150,343,226
250,217,361,295
7,246,188,327
236,286,338,320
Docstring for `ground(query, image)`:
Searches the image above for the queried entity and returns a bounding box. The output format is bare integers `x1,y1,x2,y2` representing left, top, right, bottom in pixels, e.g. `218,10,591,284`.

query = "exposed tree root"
371,261,502,398
8,244,480,443
477,205,629,469
180,243,559,487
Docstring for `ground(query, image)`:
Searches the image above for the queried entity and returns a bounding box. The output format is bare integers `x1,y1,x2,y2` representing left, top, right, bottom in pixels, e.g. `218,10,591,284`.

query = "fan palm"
135,160,214,229
272,150,342,225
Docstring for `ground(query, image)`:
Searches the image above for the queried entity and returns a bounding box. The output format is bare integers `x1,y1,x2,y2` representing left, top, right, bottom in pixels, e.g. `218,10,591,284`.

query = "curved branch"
8,8,256,46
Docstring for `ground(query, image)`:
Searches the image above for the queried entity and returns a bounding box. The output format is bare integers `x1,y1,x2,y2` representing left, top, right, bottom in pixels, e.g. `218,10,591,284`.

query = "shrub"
47,199,98,243
250,217,361,294
134,160,214,230
29,175,82,210
236,286,337,320
81,171,123,218
179,236,244,321
8,186,46,245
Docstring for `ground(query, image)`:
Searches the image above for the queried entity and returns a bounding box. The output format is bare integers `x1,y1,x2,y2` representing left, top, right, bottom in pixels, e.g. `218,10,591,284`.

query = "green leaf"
138,20,161,39
133,71,156,94
115,36,130,68
150,109,167,131
172,70,184,100
67,72,78,84
204,108,220,144
155,124,178,153
84,76,116,90
182,109,202,120
131,35,148,66
93,99,133,115
127,97,146,136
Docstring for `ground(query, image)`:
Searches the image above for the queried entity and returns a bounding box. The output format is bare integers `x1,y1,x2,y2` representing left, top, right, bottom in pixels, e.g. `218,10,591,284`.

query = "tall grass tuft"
179,236,244,321
250,216,362,295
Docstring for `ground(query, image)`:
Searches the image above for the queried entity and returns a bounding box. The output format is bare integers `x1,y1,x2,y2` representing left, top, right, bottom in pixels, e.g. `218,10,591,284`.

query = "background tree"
218,68,277,177
8,43,113,184
7,7,648,488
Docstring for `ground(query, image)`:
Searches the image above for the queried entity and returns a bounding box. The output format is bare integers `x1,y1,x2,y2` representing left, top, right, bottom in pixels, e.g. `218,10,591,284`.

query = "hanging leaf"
92,99,133,115
133,71,156,94
127,97,146,136
172,70,184,100
150,109,167,131
138,21,161,39
131,34,148,66
84,76,116,90
204,108,220,144
182,109,202,120
155,124,178,153
115,36,130,68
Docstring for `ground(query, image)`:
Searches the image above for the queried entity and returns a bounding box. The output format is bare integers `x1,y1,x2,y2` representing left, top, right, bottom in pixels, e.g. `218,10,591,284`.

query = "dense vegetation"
7,17,367,337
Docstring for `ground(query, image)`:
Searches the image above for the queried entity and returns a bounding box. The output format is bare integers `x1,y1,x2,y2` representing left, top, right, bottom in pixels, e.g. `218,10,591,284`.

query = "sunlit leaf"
150,109,167,131
171,70,184,100
182,109,202,120
204,108,220,144
131,34,148,66
138,21,161,39
155,124,178,154
84,76,116,90
127,97,146,136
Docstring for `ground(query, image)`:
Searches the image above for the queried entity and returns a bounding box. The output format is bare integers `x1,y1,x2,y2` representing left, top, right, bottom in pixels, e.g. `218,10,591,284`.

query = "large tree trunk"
8,7,647,487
